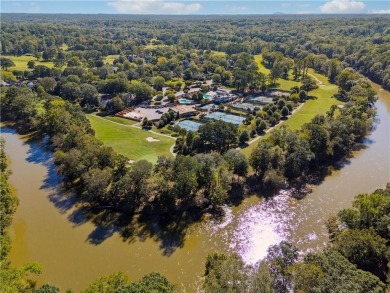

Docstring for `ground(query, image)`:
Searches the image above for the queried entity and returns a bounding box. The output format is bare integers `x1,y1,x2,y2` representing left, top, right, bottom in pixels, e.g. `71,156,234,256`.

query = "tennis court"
204,111,246,125
177,120,203,131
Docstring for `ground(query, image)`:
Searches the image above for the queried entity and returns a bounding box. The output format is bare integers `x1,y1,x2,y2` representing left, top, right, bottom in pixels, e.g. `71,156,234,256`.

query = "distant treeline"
1,14,389,89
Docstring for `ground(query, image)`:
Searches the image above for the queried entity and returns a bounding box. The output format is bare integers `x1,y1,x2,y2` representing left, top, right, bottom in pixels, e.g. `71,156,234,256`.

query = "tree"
223,149,249,177
42,47,58,61
204,253,249,293
199,120,238,153
249,140,273,177
100,78,128,95
302,122,330,165
304,250,385,293
298,90,307,101
60,82,81,101
333,229,389,281
128,81,153,103
250,260,274,293
290,263,324,293
338,186,390,241
300,76,318,93
27,60,35,69
106,96,125,114
266,241,299,293
82,272,130,293
1,86,38,131
151,75,165,90
281,106,289,117
80,83,100,107
173,156,199,200
256,119,267,134
239,130,250,144
34,284,60,293
0,57,15,70
38,77,57,93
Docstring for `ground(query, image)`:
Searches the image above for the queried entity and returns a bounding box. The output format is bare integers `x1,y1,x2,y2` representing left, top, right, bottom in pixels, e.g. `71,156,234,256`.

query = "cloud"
370,9,390,14
225,5,248,12
320,0,365,13
281,3,292,8
108,0,202,14
296,4,312,8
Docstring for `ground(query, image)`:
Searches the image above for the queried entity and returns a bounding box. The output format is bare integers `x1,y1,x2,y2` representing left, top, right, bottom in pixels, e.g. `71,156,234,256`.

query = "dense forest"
1,14,389,89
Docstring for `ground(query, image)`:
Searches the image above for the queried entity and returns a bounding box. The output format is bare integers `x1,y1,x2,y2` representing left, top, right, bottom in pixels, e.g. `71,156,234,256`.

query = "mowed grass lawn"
87,114,174,163
254,54,301,91
254,55,270,75
241,70,341,157
3,55,55,71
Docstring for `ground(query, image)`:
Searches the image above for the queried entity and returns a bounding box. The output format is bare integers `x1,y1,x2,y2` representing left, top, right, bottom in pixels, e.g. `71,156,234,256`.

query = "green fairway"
87,114,174,163
241,70,341,157
3,55,55,71
254,55,270,75
274,78,301,91
254,54,301,91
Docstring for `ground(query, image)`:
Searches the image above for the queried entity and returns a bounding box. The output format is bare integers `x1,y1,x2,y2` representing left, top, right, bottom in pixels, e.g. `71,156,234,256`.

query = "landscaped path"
244,102,305,147
307,72,325,87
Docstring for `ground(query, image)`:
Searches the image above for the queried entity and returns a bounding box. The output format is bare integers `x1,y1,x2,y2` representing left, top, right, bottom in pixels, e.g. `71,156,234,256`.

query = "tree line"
1,15,389,90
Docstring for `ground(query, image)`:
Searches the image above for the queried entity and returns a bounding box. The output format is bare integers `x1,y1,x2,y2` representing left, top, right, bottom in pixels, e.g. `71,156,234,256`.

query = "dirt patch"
146,137,160,142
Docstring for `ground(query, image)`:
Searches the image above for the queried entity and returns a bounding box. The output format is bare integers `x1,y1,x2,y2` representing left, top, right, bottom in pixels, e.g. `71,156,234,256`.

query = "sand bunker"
146,137,160,142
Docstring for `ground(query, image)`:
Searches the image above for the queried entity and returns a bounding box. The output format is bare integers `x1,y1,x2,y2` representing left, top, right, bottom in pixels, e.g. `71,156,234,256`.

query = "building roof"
170,105,197,115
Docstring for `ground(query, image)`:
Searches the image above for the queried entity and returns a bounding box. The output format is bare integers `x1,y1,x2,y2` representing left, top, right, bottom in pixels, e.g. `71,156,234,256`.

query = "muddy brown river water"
2,83,389,292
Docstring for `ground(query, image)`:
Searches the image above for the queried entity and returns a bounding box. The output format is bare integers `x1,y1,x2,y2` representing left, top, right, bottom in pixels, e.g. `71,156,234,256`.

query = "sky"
1,0,389,15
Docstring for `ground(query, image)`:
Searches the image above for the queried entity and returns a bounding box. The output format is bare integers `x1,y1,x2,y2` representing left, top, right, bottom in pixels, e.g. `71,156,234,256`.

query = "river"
2,83,389,292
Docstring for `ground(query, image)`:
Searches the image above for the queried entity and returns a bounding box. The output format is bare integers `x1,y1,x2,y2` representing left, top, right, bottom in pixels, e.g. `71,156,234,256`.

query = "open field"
241,70,340,157
87,114,174,163
3,55,55,71
254,55,270,75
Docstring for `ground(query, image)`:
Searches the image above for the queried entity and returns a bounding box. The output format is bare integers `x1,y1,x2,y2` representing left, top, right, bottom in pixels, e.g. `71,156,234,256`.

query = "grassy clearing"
3,55,55,71
87,114,174,163
254,54,300,91
60,43,69,51
254,55,270,75
274,78,301,92
103,55,119,65
210,51,227,58
241,70,341,157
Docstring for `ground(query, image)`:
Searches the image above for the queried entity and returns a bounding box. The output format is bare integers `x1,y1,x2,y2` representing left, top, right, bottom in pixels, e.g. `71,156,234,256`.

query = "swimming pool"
179,99,192,104
203,94,213,100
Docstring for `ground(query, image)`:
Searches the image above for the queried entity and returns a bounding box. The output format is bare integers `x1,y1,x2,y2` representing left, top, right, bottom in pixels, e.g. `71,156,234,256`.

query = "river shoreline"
1,82,389,292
